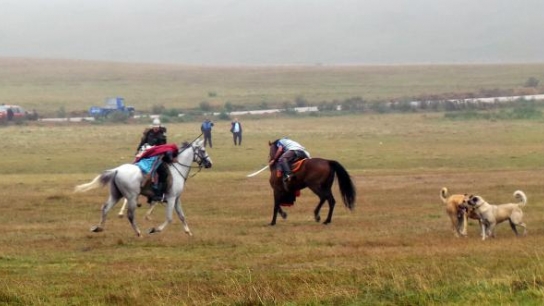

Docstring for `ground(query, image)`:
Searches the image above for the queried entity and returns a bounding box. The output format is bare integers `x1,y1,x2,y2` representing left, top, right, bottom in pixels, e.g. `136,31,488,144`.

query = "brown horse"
268,140,356,225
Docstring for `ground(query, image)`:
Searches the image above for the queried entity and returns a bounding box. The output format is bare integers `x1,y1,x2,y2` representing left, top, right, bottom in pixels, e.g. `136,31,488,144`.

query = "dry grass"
2,114,544,304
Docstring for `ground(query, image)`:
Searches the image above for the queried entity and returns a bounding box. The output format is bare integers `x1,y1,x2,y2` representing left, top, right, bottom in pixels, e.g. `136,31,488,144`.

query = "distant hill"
1,57,543,117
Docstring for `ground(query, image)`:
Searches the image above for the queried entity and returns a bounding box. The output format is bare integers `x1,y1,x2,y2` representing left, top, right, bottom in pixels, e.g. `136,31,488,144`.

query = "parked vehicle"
89,97,135,118
0,104,36,121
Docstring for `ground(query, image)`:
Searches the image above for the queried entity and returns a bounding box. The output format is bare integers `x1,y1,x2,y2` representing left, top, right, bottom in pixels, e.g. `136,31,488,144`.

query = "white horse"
74,139,212,237
117,143,159,219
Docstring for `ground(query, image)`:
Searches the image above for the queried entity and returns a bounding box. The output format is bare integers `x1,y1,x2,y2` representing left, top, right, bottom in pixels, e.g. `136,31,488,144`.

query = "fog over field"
1,0,543,65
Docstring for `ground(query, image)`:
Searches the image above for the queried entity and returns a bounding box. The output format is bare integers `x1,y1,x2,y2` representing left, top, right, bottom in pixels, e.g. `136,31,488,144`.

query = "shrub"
524,77,540,88
150,104,165,115
57,106,67,118
199,101,212,112
218,112,231,120
295,96,308,107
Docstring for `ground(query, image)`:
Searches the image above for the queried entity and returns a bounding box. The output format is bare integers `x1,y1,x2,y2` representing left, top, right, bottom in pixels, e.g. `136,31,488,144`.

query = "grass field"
2,113,544,305
1,58,544,117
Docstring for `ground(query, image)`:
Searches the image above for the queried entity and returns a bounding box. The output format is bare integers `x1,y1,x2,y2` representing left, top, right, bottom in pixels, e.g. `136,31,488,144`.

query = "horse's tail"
329,160,356,210
74,170,117,193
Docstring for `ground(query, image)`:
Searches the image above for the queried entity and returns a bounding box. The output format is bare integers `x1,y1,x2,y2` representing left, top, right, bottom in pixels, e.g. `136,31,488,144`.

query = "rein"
171,143,207,181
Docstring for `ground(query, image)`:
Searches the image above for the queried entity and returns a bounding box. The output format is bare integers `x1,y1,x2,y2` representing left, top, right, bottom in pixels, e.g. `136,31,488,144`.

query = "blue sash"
136,156,160,174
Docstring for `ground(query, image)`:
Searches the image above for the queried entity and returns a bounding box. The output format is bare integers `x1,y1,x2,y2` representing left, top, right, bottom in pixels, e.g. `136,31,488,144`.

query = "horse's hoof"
280,212,287,219
90,226,103,233
117,214,124,218
315,216,321,222
148,228,159,234
269,222,276,226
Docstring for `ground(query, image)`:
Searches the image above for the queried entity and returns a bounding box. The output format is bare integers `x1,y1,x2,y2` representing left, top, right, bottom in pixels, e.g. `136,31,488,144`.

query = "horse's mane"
179,142,191,153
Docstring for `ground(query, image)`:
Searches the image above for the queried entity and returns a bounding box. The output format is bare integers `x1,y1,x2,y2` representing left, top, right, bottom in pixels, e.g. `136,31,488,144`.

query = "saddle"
276,158,308,178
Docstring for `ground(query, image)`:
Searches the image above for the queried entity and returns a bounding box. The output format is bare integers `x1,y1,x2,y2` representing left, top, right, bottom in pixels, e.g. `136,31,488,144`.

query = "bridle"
171,144,210,180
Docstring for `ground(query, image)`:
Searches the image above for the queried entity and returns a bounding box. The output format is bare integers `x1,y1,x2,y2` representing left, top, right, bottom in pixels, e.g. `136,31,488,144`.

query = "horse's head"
268,139,279,161
191,139,212,168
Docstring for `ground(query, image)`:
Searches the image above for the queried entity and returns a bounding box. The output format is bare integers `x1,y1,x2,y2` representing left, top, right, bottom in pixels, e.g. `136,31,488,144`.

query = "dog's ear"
465,195,477,206
470,195,481,205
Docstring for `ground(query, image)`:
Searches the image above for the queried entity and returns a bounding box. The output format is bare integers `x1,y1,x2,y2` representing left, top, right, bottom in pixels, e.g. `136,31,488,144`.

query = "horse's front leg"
173,197,192,236
278,206,287,220
144,202,157,221
270,196,281,226
148,198,174,234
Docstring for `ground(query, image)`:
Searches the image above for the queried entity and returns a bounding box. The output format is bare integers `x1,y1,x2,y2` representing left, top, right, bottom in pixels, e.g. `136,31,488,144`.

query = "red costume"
134,143,179,162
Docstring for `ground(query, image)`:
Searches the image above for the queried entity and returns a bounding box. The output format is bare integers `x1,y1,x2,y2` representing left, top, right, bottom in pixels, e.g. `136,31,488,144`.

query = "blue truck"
89,97,135,118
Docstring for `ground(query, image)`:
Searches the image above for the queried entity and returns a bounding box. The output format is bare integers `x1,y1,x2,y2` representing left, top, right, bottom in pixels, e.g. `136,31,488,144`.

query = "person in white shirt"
230,118,243,146
269,137,311,182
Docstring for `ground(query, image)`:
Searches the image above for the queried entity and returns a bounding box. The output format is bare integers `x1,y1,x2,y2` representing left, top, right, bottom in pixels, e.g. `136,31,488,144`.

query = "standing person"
269,137,311,182
201,118,214,148
136,118,167,153
230,118,243,146
7,107,14,121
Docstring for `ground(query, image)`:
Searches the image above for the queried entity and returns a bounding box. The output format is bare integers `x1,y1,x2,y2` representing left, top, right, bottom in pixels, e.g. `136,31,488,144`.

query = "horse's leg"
270,193,287,226
173,198,192,236
148,198,174,234
118,198,128,218
271,204,279,226
278,206,287,219
144,202,157,221
91,195,119,233
125,196,142,237
313,197,326,223
323,194,336,224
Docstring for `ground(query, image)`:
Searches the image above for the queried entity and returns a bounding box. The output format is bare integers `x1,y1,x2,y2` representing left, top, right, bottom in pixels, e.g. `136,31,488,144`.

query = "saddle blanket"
135,156,159,174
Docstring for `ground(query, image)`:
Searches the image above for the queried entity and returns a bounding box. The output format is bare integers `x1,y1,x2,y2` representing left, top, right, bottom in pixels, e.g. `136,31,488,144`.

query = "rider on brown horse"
269,137,311,183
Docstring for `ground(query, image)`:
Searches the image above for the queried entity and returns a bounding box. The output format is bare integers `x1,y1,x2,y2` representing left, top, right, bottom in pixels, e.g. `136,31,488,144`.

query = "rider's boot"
151,183,165,202
280,160,292,182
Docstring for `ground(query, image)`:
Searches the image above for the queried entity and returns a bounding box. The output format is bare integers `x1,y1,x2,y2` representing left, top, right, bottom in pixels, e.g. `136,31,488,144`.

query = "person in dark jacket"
230,118,242,146
201,118,214,148
136,118,167,152
7,107,14,121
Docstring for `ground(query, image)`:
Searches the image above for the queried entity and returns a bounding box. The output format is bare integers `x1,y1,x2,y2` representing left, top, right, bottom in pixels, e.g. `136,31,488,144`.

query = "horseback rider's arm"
269,146,284,165
136,130,149,152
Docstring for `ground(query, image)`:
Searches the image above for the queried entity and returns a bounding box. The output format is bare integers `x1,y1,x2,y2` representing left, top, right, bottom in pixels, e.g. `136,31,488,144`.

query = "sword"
246,165,269,177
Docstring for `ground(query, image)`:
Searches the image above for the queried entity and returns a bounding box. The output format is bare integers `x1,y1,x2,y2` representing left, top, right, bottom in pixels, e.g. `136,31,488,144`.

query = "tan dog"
463,190,527,240
440,187,479,237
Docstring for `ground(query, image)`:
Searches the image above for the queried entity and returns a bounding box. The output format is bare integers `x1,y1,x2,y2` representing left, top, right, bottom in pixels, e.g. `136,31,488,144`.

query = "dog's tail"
514,190,527,207
440,187,449,204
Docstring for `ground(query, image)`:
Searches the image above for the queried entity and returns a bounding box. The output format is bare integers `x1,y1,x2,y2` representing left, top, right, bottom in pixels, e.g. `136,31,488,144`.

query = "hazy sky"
1,0,543,65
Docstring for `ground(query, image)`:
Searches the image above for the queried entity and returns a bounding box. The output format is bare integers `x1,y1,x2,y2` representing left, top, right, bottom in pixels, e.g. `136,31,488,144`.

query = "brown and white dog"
440,187,479,237
463,190,527,240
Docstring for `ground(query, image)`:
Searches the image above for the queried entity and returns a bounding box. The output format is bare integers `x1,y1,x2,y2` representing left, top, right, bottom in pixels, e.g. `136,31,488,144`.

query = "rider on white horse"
134,143,179,202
